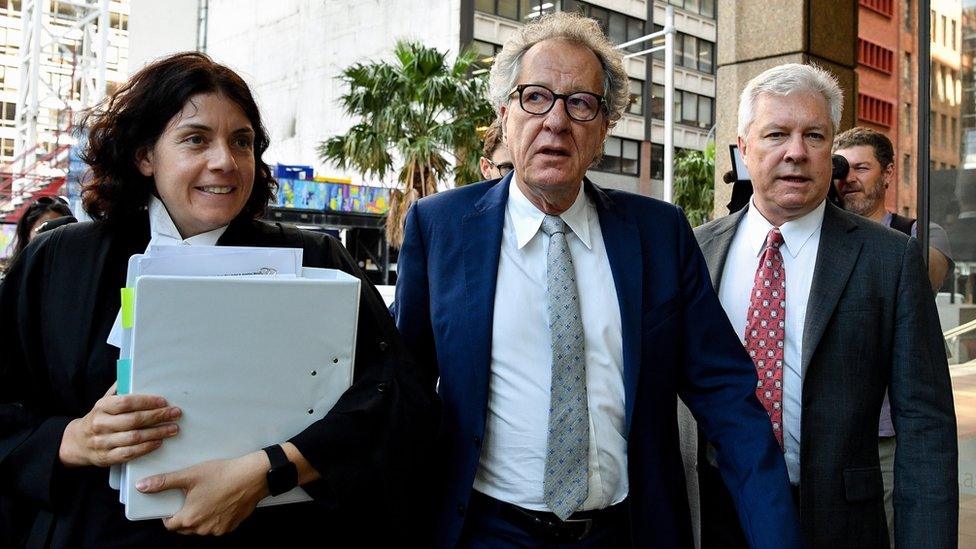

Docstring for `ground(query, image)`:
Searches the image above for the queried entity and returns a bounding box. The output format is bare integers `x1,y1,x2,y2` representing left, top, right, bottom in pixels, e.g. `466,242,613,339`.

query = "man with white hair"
395,11,801,548
691,63,957,548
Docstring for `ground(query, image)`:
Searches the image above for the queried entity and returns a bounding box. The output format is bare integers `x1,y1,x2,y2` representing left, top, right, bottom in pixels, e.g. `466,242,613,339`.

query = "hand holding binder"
120,267,360,521
58,382,180,468
135,450,270,536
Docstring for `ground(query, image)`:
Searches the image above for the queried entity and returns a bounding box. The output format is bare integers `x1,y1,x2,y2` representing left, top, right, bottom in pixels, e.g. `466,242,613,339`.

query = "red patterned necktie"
744,228,786,449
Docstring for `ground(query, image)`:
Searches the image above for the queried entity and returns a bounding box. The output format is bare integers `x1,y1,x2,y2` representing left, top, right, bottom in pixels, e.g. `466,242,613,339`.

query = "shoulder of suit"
416,180,497,210
593,185,681,220
831,206,912,247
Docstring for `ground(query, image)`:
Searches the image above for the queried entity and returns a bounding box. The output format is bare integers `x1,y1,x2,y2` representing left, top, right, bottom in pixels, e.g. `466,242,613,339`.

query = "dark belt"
470,491,628,543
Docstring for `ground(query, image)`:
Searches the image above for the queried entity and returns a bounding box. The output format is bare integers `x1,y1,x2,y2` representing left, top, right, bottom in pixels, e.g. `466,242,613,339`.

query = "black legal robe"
0,212,439,548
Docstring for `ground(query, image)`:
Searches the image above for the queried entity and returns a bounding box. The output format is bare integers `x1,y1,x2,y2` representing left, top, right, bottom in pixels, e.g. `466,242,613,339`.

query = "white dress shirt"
472,178,628,512
106,197,228,348
147,196,227,247
717,198,825,484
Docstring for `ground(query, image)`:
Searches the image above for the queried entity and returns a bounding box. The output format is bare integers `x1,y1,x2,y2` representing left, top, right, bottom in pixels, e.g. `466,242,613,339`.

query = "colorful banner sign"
277,179,390,214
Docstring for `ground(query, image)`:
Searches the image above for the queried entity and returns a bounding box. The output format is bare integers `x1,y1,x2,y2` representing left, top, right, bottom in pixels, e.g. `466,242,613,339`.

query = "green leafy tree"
318,40,494,247
673,142,716,227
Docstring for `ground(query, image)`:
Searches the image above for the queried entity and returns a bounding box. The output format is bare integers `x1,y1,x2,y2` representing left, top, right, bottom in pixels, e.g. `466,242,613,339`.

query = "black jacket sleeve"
0,236,76,511
285,231,441,517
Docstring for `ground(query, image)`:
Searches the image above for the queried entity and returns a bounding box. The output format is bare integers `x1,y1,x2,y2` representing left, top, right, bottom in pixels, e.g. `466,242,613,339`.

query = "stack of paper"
109,246,360,521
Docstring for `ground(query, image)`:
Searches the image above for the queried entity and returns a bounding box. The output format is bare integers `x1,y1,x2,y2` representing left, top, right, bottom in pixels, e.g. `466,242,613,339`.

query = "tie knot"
766,228,784,250
540,215,567,237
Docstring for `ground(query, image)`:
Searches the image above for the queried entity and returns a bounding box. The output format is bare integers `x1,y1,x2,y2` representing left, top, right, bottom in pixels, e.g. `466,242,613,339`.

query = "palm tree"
318,40,494,247
672,142,716,227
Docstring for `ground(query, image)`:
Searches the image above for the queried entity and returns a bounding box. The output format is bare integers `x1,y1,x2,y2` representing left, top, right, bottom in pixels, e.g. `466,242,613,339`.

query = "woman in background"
10,196,72,258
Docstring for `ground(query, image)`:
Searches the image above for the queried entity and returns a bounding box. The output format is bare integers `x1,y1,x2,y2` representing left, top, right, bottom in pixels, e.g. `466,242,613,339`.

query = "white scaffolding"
11,0,109,204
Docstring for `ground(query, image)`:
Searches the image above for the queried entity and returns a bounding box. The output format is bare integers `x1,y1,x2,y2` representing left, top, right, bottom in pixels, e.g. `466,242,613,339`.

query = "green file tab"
117,358,132,395
121,287,134,328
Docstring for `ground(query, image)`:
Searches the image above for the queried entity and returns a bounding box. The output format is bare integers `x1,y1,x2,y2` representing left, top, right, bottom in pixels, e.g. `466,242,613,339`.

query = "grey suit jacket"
684,202,958,549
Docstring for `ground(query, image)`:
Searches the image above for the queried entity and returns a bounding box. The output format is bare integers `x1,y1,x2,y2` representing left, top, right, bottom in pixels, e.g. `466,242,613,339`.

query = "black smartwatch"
262,444,298,496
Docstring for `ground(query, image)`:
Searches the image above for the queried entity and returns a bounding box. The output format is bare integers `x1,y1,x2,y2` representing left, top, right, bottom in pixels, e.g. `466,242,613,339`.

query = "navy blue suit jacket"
394,175,802,548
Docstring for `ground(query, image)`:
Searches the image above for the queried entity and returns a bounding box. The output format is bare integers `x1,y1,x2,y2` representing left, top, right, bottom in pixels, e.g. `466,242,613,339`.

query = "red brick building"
856,0,902,213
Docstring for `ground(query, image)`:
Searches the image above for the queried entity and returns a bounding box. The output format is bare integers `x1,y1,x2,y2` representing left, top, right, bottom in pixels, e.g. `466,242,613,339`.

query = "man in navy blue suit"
394,12,801,548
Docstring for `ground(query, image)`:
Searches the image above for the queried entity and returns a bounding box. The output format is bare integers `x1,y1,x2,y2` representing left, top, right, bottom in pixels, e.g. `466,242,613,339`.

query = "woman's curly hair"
81,51,276,222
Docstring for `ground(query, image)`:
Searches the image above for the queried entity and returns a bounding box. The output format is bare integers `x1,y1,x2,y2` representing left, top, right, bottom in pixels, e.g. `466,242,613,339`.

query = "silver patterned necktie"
540,214,589,520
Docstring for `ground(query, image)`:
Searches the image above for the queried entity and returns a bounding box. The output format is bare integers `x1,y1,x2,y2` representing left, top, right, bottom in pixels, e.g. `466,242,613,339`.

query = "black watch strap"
262,444,289,469
262,444,298,496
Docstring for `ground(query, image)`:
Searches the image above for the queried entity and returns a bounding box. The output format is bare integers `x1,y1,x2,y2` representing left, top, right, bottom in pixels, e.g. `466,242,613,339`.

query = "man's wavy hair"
81,52,275,222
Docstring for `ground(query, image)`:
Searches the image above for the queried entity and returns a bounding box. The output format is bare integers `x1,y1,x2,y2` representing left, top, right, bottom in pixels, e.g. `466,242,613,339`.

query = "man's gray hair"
737,63,844,137
488,11,630,126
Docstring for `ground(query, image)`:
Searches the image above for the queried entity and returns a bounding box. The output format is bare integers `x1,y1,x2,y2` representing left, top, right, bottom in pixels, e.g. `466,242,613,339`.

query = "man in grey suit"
690,64,957,548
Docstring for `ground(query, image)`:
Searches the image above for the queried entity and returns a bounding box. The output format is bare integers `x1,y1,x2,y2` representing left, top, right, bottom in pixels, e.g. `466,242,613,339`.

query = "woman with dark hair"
10,196,73,258
0,52,437,548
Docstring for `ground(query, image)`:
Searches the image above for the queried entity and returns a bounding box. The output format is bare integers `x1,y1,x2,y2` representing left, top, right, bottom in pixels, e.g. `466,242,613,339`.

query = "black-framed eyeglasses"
485,157,514,177
509,84,607,122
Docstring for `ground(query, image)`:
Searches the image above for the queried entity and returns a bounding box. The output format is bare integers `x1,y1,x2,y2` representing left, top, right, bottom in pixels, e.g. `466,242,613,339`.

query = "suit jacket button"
377,382,388,393
378,341,388,352
457,503,465,516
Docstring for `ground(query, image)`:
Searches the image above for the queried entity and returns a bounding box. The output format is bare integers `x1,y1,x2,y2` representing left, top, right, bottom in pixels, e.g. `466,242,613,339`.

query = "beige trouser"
879,436,896,548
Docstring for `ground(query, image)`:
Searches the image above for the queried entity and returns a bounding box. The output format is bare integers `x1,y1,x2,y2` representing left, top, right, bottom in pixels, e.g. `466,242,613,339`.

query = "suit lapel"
801,203,861,372
461,177,509,410
589,182,642,432
696,207,745,291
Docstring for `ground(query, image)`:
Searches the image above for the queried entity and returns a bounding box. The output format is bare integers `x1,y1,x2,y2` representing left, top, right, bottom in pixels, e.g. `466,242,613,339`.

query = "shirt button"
376,383,388,393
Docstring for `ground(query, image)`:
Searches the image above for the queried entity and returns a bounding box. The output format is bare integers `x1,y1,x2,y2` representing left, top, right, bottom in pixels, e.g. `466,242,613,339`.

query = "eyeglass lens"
518,84,602,122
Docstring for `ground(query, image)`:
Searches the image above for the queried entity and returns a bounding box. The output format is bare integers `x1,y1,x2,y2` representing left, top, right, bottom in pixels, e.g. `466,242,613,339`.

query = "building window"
659,29,716,74
476,0,558,22
650,143,664,179
904,102,912,134
0,0,20,14
859,0,893,17
931,10,936,41
664,0,715,17
858,38,894,74
567,1,646,53
0,101,15,128
651,84,664,119
597,136,640,175
942,15,948,46
942,113,948,146
952,19,957,50
1,138,13,158
471,40,502,71
902,154,911,185
952,117,958,148
110,11,128,32
628,79,643,116
904,0,912,32
650,85,713,129
857,93,894,127
903,52,912,89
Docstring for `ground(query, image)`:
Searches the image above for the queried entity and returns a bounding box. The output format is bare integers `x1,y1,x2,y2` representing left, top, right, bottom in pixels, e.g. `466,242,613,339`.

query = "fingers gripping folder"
107,248,359,521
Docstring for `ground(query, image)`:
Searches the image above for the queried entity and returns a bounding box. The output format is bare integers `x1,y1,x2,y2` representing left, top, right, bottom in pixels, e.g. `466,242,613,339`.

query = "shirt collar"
508,176,592,250
148,196,227,247
743,196,825,259
880,211,893,227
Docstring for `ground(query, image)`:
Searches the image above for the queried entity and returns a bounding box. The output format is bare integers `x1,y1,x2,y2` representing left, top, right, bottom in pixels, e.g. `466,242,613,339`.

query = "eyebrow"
757,123,829,133
174,123,254,134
